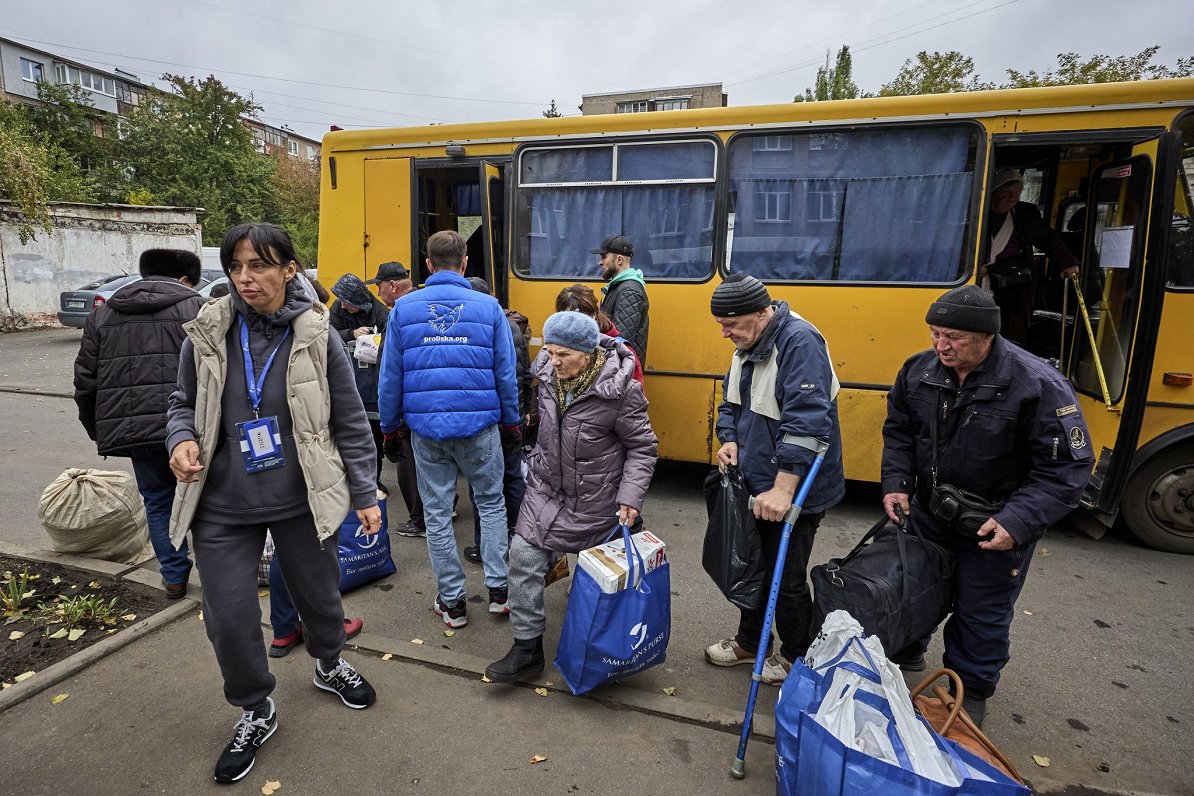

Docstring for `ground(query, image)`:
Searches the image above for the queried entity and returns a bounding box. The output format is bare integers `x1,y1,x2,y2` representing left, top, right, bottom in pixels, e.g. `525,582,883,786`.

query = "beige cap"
991,168,1024,193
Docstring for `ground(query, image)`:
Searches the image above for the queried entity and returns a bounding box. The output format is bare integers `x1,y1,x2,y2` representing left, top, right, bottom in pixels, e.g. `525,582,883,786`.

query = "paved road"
2,327,1192,795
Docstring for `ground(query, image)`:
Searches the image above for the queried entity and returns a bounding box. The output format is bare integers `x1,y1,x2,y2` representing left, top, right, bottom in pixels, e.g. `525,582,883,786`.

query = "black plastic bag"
702,466,764,611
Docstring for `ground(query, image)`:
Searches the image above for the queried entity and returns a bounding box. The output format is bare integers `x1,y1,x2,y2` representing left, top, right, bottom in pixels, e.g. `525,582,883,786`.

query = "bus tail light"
1162,372,1193,386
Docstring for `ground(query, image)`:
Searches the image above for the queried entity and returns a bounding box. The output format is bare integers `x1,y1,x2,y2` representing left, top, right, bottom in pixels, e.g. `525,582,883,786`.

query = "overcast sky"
6,0,1192,141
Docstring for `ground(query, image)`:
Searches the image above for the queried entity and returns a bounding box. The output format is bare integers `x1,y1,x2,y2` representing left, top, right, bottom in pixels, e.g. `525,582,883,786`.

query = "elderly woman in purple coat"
485,311,658,683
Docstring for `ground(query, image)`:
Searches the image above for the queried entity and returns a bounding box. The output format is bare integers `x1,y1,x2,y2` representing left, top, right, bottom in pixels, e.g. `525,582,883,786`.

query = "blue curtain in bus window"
621,185,715,279
454,183,481,216
728,127,973,282
617,142,716,181
521,147,612,183
524,188,622,277
837,173,972,280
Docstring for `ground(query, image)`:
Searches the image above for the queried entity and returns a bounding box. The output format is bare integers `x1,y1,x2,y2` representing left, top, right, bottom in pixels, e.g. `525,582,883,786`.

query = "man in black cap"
881,284,1093,727
73,248,205,598
592,235,649,366
703,273,845,686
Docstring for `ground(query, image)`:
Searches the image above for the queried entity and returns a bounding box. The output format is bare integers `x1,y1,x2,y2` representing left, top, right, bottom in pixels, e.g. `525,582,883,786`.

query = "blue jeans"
412,426,508,601
129,451,191,585
471,446,526,546
268,553,300,637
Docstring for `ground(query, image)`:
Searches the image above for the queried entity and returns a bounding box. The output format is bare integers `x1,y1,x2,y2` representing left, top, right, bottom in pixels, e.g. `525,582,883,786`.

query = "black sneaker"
395,521,426,538
488,587,509,615
313,658,376,709
891,648,926,672
433,595,468,628
462,545,482,565
213,697,277,783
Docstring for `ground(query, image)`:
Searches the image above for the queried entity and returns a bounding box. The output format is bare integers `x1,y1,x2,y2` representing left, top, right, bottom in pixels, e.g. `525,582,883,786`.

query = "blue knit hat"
543,311,599,353
332,273,373,311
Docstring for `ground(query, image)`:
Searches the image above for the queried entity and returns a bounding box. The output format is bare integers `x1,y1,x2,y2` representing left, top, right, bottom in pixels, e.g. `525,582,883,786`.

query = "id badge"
237,416,285,474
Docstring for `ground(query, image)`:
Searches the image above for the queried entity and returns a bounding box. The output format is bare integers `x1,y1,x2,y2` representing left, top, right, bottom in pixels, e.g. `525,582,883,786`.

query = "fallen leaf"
545,680,555,686
1023,610,1033,616
534,688,548,697
50,693,69,705
1038,548,1050,557
1,681,10,689
529,755,547,764
381,653,393,661
68,628,86,641
662,687,677,696
107,629,117,634
198,611,203,621
444,629,455,637
88,581,101,589
47,628,67,639
51,576,62,585
481,675,491,683
411,638,425,645
9,630,24,640
120,614,137,622
21,590,35,599
1032,755,1051,768
261,780,282,795
14,670,35,682
258,590,270,598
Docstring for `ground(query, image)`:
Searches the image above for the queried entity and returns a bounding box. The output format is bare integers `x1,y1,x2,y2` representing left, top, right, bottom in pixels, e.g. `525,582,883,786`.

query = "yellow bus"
318,79,1194,553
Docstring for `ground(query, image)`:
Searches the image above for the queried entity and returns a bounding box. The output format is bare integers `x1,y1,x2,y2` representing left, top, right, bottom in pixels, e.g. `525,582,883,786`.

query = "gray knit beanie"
925,285,1000,334
332,273,373,311
711,273,771,317
543,311,599,353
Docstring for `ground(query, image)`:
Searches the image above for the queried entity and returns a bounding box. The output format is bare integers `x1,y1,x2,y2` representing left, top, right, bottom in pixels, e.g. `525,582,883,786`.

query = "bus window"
513,139,718,280
1167,114,1194,287
725,125,979,282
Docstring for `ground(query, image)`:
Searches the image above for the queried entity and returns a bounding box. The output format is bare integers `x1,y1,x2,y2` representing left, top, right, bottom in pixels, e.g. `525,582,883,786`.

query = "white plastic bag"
354,330,380,364
38,468,153,565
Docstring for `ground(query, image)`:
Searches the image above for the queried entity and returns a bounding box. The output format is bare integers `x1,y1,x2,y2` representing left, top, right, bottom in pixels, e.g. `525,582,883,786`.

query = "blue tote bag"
337,496,397,592
554,524,671,695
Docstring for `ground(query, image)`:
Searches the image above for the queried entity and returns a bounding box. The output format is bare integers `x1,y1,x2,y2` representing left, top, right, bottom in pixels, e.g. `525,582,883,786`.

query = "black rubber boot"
485,636,544,683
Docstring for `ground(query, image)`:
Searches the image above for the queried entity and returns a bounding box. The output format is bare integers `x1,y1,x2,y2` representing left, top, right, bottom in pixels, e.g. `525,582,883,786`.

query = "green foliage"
51,594,120,628
1,567,38,615
270,151,320,267
1003,47,1194,88
125,187,155,205
112,74,278,244
543,99,562,118
796,46,860,102
879,51,993,97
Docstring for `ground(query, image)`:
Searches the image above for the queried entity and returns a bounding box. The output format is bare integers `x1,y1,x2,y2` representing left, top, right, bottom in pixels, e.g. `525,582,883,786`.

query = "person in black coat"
329,273,390,343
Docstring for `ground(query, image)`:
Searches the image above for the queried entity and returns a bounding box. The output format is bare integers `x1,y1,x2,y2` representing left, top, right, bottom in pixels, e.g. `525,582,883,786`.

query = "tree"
113,74,277,244
22,82,112,193
879,51,992,96
1003,47,1194,88
270,151,320,268
543,99,562,118
796,46,860,102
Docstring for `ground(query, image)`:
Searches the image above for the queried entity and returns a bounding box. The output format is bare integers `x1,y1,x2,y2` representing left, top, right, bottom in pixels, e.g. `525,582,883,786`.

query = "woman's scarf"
556,348,606,413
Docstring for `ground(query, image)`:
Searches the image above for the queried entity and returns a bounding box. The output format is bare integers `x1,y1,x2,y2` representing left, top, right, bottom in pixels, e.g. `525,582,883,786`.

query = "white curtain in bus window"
516,141,717,279
726,127,975,282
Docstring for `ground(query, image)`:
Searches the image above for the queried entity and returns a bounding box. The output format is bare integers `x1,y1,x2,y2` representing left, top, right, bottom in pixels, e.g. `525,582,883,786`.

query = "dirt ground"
1,554,170,683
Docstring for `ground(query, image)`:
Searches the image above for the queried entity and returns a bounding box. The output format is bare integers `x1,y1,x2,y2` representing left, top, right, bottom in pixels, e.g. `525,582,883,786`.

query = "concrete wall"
0,203,202,329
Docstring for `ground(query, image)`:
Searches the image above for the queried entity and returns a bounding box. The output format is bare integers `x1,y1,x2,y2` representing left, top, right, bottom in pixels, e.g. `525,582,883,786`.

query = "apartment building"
580,83,727,115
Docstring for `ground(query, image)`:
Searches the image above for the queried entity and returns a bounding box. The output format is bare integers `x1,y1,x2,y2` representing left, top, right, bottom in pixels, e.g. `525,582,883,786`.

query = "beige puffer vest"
168,297,350,547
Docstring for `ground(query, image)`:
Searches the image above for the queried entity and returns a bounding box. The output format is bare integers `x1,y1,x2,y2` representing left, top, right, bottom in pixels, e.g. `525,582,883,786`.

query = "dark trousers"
735,511,823,663
397,428,424,529
901,511,1036,700
129,451,192,585
471,446,527,547
191,512,345,707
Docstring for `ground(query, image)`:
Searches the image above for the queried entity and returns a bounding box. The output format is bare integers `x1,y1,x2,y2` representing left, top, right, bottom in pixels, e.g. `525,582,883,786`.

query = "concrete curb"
0,543,199,714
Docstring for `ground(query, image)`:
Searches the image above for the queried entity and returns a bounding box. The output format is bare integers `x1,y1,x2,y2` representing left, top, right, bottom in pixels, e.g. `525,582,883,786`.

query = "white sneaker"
760,652,792,686
704,638,757,667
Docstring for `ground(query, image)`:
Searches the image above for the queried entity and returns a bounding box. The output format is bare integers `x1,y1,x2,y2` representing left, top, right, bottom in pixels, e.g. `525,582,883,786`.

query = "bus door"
363,157,415,280
478,160,507,306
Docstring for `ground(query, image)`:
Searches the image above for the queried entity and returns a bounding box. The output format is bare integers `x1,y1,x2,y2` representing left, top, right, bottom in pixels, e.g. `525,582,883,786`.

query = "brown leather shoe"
163,579,187,599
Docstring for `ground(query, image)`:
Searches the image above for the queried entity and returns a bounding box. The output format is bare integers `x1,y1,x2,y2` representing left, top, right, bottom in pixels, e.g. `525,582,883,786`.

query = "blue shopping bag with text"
555,524,670,695
337,497,396,592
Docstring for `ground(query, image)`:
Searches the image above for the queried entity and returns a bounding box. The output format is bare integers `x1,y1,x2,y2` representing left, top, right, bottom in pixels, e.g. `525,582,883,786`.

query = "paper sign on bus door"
1101,226,1134,269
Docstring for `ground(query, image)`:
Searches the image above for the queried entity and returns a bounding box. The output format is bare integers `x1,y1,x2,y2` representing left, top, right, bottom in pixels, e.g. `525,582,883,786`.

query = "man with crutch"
703,274,846,686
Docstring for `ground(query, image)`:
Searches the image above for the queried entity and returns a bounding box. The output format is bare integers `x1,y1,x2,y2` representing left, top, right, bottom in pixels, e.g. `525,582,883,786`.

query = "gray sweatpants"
191,512,346,707
508,535,555,641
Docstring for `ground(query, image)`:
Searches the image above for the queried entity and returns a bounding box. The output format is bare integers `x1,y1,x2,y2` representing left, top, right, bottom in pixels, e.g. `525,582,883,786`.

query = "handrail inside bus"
1070,273,1113,410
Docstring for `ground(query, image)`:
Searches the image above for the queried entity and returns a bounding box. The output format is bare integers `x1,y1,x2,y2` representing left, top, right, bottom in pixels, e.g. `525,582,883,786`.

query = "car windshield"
80,274,132,291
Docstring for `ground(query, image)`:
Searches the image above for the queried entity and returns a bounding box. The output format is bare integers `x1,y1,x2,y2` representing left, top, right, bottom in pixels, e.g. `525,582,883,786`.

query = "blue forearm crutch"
730,439,830,780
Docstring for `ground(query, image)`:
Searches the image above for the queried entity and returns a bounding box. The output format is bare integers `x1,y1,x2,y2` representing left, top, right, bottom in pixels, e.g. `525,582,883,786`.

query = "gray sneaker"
395,521,426,538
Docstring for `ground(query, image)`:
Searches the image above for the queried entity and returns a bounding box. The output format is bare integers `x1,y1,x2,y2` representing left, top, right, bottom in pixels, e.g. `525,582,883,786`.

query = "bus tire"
1120,443,1194,555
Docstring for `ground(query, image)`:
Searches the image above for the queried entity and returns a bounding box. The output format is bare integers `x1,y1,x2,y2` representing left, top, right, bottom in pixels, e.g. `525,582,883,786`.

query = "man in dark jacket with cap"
881,284,1093,726
704,273,845,686
74,248,205,597
593,235,649,366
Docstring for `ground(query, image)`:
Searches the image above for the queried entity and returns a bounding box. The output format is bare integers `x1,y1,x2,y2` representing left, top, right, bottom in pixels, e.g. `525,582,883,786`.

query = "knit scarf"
556,348,606,413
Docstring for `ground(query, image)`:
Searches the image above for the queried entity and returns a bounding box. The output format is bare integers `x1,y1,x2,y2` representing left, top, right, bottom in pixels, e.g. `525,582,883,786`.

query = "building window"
654,98,689,112
616,101,649,113
252,128,266,154
306,144,318,161
267,129,284,147
755,187,792,222
287,140,299,156
754,135,793,152
20,58,44,82
54,64,115,96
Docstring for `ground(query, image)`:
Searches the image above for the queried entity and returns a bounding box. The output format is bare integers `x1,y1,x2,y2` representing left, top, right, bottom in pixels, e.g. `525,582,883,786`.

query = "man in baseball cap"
591,234,649,365
365,261,413,308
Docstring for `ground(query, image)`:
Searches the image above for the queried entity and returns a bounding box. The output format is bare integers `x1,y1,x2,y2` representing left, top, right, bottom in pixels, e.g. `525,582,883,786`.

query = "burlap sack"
38,468,154,565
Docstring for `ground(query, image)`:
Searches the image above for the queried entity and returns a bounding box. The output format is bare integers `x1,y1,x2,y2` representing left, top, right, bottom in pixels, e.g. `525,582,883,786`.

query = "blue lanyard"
239,317,291,417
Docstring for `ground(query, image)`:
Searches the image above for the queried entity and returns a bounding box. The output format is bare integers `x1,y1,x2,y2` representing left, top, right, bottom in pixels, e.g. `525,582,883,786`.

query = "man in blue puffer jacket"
378,230,520,629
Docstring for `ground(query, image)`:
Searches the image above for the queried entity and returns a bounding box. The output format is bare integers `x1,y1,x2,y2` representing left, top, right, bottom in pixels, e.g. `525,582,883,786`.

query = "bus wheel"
1121,444,1194,555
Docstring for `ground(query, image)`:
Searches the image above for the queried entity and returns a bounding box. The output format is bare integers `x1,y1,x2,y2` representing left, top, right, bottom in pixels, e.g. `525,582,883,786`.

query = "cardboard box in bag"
578,531,667,593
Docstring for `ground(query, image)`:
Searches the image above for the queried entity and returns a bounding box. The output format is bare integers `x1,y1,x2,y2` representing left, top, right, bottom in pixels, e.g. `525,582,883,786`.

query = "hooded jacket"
166,280,377,546
515,335,658,552
329,295,391,343
74,276,205,456
601,268,649,366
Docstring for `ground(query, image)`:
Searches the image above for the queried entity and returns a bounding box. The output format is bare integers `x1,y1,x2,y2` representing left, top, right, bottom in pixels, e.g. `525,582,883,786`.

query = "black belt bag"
929,483,1004,537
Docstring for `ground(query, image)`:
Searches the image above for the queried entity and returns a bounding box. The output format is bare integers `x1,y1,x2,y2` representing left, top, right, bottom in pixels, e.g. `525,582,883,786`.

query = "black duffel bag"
810,515,955,657
701,466,765,612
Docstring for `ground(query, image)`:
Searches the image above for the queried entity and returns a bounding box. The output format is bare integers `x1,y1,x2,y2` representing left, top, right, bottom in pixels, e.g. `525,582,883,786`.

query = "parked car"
57,274,141,328
198,276,229,298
